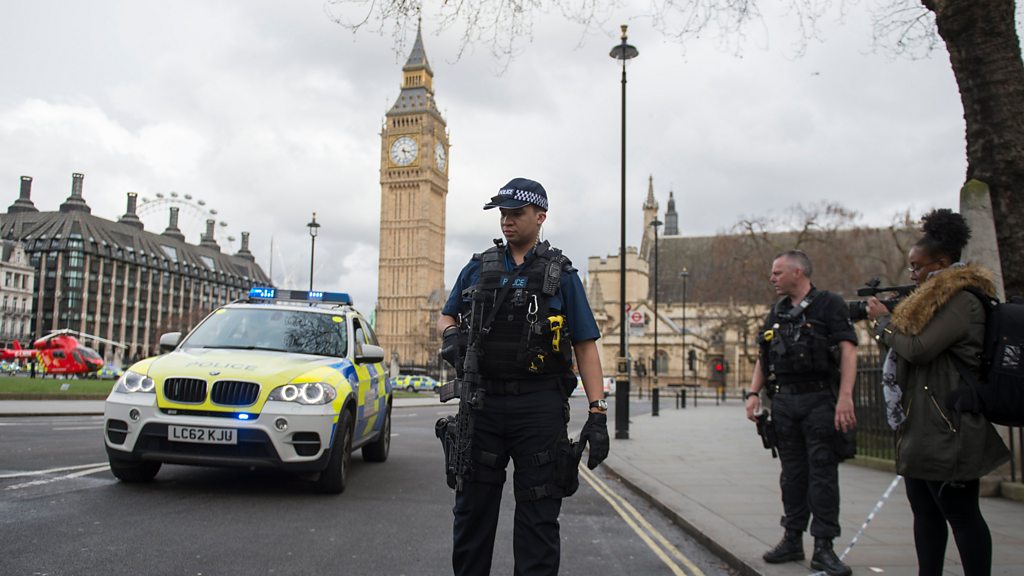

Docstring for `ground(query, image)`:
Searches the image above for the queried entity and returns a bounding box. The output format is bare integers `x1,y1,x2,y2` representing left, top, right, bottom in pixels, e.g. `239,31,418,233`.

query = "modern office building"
0,173,270,366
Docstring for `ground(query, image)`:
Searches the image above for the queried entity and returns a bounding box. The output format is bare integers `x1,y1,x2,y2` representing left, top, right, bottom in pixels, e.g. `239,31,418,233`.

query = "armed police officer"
744,250,858,576
437,178,609,576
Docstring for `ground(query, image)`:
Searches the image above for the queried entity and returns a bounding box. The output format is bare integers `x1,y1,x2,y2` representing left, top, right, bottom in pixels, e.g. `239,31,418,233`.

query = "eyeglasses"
907,261,936,274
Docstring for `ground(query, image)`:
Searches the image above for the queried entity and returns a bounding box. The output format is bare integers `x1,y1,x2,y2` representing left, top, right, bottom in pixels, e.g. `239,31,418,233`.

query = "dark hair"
915,208,971,263
774,249,813,278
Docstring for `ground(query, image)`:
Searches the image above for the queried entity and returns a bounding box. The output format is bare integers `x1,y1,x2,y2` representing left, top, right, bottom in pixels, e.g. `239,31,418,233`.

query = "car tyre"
406,385,415,393
314,409,354,494
361,403,391,463
109,457,161,483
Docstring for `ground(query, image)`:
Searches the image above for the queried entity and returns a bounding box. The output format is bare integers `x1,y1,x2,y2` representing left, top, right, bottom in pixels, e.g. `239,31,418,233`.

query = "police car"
391,374,440,393
103,288,391,494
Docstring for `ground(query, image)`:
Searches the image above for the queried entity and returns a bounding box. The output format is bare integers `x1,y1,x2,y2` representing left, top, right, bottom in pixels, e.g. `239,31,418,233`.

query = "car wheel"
406,385,415,393
361,403,391,463
314,409,354,494
109,457,161,483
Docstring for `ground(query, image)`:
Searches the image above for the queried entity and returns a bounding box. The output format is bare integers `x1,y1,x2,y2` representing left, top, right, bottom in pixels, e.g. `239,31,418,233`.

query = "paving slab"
603,402,1024,576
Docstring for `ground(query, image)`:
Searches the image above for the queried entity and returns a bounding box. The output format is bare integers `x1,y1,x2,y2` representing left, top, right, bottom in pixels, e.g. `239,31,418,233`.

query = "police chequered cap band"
495,187,548,211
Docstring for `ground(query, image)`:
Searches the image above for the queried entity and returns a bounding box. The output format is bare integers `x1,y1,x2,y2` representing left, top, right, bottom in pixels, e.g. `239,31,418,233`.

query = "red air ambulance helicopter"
0,329,124,375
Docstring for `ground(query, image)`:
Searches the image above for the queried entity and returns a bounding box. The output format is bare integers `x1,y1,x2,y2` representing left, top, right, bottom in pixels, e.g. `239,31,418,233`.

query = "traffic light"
710,356,728,383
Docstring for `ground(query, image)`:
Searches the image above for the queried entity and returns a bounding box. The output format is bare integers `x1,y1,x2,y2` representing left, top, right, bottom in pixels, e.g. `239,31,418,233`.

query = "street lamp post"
610,24,638,440
649,219,662,389
307,212,320,292
679,268,689,386
650,219,662,417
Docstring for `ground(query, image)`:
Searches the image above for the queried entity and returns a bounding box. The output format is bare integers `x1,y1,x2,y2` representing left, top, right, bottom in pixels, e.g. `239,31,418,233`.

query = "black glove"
440,328,460,370
945,385,983,414
580,412,609,469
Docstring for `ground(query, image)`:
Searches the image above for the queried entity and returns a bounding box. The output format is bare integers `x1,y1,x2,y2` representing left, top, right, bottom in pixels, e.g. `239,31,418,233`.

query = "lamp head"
307,212,321,238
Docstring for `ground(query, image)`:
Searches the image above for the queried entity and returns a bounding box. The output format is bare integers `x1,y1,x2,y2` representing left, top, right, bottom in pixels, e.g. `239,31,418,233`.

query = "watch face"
390,136,418,166
434,142,446,171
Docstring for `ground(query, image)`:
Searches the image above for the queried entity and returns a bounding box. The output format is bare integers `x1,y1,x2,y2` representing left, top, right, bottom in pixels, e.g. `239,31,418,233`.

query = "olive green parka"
875,263,1009,482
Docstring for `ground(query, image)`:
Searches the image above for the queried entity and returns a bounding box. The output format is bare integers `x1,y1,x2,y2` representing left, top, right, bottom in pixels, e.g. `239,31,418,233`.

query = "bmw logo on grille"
209,370,221,376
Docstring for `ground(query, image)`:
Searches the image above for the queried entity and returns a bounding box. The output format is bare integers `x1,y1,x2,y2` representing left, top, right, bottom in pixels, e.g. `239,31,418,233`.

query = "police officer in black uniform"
745,250,857,576
438,177,609,576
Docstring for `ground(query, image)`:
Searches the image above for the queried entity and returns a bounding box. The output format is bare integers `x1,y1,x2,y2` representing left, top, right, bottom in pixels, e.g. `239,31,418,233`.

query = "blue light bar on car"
249,287,276,299
247,287,352,305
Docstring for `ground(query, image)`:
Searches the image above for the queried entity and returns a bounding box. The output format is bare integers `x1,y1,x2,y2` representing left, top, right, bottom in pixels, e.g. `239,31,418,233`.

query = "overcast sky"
2,1,1016,312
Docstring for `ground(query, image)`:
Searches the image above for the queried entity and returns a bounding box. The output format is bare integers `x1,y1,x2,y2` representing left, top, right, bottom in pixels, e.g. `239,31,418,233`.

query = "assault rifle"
436,286,487,492
755,411,778,458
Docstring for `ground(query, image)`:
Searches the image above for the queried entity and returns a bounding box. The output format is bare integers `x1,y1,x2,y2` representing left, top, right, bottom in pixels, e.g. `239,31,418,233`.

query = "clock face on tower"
390,136,418,166
435,142,447,172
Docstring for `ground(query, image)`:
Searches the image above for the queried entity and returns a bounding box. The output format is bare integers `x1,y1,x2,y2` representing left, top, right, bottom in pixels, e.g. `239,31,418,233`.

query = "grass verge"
0,374,114,399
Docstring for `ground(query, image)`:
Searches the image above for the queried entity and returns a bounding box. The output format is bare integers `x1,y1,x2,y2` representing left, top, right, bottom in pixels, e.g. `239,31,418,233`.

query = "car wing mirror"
356,344,385,364
159,332,182,352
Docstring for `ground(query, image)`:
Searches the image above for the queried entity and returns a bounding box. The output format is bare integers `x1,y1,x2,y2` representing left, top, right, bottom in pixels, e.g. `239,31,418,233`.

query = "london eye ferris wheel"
135,191,239,252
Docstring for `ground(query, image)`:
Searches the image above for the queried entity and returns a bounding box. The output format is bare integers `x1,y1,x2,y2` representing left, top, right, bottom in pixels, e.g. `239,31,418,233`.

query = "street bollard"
652,387,659,417
681,388,687,409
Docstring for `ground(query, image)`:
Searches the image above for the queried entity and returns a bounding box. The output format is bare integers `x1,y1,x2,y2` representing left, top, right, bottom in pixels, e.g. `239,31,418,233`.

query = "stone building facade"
587,177,915,390
375,26,449,371
0,173,270,366
0,237,35,346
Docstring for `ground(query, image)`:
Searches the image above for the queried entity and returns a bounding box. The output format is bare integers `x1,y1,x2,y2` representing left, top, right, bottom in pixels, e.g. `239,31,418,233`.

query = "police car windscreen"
181,308,348,357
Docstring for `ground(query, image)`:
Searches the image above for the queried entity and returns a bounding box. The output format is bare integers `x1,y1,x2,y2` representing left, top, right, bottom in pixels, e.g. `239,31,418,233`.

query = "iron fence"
853,353,896,460
853,353,1024,483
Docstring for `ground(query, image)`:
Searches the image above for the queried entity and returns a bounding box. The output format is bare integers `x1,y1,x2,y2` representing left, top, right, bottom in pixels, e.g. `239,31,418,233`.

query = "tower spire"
665,190,679,236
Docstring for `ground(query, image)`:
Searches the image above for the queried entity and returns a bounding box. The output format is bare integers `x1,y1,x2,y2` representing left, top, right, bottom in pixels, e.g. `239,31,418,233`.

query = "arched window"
655,350,670,375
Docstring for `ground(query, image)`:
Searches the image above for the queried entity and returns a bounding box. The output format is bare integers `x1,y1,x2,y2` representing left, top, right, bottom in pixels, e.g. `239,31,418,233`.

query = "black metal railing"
852,354,1024,482
1007,426,1024,483
853,353,896,461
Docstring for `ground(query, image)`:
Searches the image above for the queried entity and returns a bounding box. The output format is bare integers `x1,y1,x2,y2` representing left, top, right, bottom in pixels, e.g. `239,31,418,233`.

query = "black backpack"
951,288,1024,427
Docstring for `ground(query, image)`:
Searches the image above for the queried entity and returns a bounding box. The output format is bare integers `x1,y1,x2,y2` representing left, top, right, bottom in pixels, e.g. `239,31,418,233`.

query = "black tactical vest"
472,241,574,380
759,289,839,384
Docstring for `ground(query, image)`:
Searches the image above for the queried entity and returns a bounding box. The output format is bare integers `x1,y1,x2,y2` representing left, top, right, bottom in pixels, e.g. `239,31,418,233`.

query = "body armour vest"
758,289,839,384
472,241,575,380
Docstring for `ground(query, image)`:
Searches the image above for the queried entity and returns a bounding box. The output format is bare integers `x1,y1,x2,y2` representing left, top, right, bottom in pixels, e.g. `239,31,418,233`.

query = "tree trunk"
929,0,1024,297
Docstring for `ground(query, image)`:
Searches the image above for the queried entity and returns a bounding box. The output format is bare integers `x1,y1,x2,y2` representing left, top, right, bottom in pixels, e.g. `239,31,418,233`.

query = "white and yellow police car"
103,288,391,494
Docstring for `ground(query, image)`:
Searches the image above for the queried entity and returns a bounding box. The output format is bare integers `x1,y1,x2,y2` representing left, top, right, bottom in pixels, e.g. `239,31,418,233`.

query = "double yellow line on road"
579,465,706,576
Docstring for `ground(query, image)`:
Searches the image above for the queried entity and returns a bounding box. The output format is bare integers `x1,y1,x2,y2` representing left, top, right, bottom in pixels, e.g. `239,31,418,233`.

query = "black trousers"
904,477,992,576
452,388,567,576
771,390,842,539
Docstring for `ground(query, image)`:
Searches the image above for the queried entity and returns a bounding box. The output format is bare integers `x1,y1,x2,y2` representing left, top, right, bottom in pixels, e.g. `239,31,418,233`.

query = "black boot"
811,538,852,576
762,529,804,563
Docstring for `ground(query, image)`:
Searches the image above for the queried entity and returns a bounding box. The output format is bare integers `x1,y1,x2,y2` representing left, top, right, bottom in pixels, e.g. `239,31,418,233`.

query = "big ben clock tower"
376,25,449,369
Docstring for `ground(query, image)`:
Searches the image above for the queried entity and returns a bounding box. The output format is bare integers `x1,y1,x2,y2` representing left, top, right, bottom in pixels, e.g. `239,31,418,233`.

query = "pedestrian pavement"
6,396,1023,575
602,400,1024,576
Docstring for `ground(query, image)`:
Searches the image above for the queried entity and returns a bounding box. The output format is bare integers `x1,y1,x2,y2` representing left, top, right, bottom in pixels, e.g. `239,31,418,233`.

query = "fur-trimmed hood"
890,263,996,336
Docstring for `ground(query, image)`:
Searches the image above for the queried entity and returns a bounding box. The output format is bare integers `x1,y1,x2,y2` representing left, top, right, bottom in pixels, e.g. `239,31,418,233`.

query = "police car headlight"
114,370,155,394
268,382,336,405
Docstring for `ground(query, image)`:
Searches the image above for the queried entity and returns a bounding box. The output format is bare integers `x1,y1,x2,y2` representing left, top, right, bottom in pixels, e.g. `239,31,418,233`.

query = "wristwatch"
589,399,608,411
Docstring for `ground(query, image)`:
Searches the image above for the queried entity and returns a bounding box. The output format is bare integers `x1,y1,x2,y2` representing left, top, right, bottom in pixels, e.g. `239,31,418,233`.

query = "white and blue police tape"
807,474,903,576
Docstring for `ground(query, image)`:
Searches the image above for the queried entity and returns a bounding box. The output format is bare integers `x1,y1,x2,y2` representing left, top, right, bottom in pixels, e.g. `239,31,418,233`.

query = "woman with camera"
866,208,1008,576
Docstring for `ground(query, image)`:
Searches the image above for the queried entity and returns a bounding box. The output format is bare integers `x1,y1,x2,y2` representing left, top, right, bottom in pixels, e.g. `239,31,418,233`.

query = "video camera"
847,278,915,321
